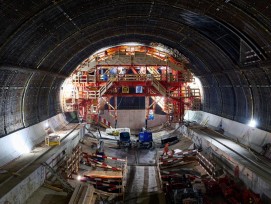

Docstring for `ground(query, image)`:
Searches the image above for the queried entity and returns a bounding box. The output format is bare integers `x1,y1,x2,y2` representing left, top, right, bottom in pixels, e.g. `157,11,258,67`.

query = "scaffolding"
62,45,201,124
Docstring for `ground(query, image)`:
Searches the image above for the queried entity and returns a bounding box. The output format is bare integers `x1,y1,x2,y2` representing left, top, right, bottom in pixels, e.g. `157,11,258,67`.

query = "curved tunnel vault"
1,0,271,137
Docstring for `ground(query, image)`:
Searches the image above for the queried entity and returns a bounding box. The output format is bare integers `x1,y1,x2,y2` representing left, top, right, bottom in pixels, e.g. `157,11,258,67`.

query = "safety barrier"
99,116,111,128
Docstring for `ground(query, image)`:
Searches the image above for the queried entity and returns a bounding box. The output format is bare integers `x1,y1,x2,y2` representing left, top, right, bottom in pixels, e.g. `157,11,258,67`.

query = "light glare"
44,121,49,129
77,175,82,181
11,134,31,154
248,119,256,128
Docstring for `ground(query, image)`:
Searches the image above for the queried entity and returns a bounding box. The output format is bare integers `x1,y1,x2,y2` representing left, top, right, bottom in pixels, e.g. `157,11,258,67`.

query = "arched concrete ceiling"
0,0,271,136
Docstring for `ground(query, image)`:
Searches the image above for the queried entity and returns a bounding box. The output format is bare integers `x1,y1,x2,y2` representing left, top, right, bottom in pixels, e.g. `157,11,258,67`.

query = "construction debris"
79,151,127,201
158,147,263,204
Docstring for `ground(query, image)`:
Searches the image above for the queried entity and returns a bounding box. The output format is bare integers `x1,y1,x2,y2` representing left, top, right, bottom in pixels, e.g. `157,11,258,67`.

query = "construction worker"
162,143,170,156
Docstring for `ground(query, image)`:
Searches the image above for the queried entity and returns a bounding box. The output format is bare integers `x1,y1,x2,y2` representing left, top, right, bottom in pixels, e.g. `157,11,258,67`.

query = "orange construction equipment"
62,45,201,125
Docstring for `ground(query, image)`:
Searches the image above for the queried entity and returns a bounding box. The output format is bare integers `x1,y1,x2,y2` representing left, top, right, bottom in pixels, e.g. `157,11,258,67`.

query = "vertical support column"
95,60,98,85
114,96,118,128
145,65,147,81
145,96,149,129
173,100,181,123
166,64,168,82
180,99,185,123
166,97,169,122
166,58,169,82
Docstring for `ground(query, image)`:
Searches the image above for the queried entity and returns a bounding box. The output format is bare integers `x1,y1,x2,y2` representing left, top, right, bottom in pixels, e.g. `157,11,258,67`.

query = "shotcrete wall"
185,111,271,159
0,113,68,167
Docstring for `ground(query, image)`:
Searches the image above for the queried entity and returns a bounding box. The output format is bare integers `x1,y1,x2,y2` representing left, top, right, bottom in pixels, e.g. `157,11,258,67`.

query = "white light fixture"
122,42,142,46
44,121,49,129
248,119,256,128
77,175,82,181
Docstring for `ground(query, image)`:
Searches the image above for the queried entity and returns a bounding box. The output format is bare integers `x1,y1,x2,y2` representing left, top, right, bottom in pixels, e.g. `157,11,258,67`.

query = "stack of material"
82,152,124,171
83,171,123,192
85,170,122,179
157,148,206,203
158,149,200,187
159,149,198,169
80,152,127,201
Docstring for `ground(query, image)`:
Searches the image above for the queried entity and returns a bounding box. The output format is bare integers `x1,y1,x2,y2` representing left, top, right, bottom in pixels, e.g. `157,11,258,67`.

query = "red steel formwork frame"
64,46,201,124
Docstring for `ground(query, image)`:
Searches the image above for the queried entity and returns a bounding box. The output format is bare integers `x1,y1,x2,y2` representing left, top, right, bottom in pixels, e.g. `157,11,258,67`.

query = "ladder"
97,78,114,97
147,66,160,76
152,78,167,96
42,162,74,193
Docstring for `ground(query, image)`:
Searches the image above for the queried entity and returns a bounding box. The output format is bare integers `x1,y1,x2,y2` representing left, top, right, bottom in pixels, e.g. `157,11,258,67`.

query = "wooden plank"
84,185,95,204
160,161,196,169
91,194,97,203
85,170,122,179
69,184,82,204
94,189,122,197
69,184,95,204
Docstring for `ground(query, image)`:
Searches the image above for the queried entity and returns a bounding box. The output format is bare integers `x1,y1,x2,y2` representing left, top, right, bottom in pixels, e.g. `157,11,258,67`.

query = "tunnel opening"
60,43,203,129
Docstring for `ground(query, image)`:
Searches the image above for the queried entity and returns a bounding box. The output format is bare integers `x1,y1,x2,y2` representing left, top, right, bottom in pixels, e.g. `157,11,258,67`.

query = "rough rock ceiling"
0,0,271,137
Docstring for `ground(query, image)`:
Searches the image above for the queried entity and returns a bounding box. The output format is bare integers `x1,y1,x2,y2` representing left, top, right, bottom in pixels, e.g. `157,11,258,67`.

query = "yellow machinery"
45,135,61,146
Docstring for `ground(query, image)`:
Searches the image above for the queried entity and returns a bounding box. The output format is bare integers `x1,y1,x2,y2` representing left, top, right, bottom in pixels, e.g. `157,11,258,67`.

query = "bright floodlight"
77,175,82,181
44,121,49,129
248,119,256,128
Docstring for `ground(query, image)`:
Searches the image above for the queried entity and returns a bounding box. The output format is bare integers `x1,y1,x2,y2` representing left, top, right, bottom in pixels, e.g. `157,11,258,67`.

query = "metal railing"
151,78,167,96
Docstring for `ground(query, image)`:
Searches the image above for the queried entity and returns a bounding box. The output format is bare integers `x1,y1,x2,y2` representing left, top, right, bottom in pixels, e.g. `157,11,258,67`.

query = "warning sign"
148,110,154,120
122,86,129,93
136,86,143,93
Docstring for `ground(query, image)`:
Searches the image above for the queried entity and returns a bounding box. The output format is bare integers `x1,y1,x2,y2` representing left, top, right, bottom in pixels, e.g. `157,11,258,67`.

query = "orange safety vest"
164,144,169,153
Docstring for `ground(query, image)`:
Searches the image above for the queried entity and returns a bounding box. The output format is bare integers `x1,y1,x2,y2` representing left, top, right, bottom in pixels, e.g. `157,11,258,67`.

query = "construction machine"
117,131,132,149
137,131,154,149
